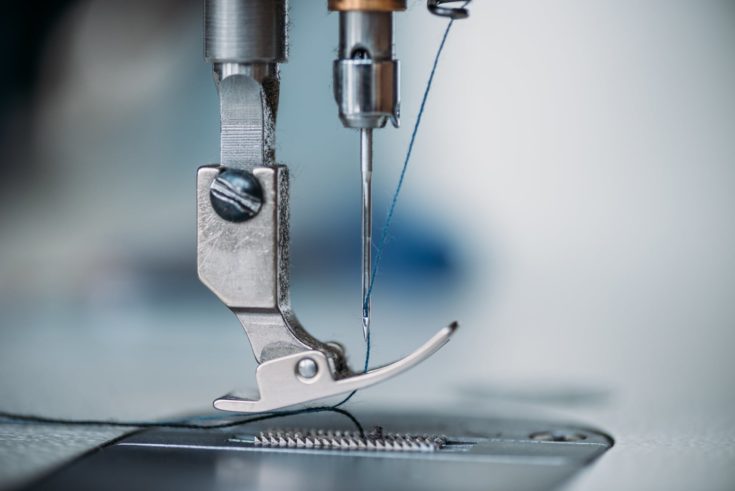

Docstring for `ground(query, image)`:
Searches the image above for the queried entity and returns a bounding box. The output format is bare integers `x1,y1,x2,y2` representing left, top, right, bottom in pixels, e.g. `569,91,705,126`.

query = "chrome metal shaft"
205,0,287,169
360,128,373,341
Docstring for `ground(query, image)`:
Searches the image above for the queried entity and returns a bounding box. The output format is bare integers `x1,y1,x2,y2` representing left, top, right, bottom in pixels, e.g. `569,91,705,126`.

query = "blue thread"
330,330,370,408
361,16,461,326
0,407,365,435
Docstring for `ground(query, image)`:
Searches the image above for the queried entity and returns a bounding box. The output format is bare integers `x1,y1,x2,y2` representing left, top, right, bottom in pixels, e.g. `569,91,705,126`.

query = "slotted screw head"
210,168,263,222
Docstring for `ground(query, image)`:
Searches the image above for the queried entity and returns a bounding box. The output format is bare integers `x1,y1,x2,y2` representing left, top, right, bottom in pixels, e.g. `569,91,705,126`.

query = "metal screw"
210,168,264,222
297,358,319,379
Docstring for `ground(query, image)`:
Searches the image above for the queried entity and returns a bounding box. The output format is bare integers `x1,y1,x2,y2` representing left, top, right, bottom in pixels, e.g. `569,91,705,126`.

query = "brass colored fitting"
328,0,406,12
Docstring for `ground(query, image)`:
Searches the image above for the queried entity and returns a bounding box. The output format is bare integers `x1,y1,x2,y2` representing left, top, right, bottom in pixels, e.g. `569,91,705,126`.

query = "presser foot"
197,165,459,414
214,322,458,413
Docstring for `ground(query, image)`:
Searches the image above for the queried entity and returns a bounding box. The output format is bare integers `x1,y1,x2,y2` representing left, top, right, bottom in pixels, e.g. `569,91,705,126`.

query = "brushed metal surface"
204,0,287,64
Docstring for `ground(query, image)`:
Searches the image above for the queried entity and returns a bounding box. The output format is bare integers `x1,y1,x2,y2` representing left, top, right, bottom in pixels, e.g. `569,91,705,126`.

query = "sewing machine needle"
360,128,373,342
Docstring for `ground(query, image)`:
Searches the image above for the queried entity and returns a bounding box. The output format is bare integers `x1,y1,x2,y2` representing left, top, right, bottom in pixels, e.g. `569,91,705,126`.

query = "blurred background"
1,0,734,489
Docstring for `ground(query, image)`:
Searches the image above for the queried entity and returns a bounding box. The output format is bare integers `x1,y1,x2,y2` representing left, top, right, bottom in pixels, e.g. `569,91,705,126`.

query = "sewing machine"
18,2,613,489
4,0,735,489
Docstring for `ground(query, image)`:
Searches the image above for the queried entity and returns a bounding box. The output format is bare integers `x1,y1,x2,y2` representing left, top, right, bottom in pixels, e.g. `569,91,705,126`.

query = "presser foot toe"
214,322,459,413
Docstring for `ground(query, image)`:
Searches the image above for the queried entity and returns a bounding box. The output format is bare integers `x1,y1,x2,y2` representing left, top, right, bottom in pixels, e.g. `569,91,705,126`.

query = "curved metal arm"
214,323,459,413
